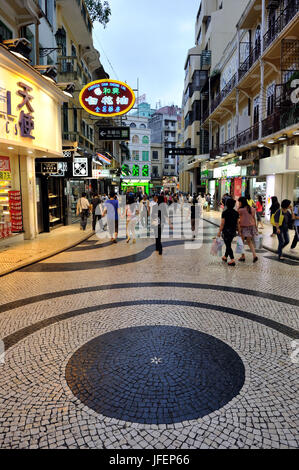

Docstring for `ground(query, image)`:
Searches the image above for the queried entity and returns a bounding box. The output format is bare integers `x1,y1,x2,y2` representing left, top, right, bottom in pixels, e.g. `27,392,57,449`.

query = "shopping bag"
210,238,218,256
216,237,224,257
236,236,244,254
254,234,263,249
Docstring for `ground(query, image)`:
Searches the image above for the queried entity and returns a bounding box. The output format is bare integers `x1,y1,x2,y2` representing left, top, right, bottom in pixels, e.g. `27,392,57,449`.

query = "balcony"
262,107,299,138
57,56,90,84
209,138,236,159
264,0,299,51
236,123,259,148
238,42,261,81
210,73,238,114
62,131,95,150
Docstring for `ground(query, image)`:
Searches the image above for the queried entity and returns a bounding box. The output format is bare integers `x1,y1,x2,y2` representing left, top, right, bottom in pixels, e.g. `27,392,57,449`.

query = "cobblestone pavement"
0,219,298,449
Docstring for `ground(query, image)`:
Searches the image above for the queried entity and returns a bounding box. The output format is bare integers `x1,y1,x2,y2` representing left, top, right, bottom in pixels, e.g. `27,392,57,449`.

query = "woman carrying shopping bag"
217,198,240,266
238,197,258,263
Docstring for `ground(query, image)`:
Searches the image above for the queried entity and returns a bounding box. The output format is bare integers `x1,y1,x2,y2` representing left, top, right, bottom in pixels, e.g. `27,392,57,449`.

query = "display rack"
0,178,12,239
48,193,61,226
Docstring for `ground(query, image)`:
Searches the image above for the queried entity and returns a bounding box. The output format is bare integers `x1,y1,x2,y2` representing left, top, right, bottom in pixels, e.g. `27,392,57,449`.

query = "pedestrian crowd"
75,190,299,262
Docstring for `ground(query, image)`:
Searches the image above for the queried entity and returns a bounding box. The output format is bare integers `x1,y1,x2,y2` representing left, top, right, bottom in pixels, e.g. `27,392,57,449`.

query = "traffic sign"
98,127,130,140
166,148,197,156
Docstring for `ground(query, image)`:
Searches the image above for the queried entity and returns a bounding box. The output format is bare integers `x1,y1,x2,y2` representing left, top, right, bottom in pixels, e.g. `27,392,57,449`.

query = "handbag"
271,209,284,226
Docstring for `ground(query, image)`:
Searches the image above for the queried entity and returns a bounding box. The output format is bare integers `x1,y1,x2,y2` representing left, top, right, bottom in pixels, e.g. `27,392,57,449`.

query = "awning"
96,152,111,165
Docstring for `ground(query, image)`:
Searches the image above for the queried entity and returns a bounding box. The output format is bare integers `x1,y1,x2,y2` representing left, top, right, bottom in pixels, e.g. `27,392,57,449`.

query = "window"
132,151,139,161
130,122,136,128
73,108,77,132
152,166,159,177
71,44,77,57
132,135,139,144
63,103,68,133
140,123,146,128
142,136,149,144
142,151,149,161
152,151,158,160
0,19,13,41
253,96,260,124
267,83,275,116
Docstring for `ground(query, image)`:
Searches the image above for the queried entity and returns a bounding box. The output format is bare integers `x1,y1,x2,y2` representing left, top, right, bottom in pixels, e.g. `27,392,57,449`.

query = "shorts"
256,212,262,222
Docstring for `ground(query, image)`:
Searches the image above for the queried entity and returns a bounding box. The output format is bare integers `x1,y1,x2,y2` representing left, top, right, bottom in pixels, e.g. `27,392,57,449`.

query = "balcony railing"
264,0,299,50
236,123,259,147
209,138,236,159
238,42,261,81
210,72,238,113
57,55,90,84
262,106,299,137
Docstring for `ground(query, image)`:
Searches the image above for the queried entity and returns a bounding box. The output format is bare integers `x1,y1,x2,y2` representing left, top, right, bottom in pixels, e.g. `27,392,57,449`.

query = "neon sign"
79,79,135,117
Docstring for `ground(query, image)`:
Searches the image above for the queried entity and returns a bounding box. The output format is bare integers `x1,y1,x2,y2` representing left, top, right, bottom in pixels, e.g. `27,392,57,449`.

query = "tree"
85,0,111,27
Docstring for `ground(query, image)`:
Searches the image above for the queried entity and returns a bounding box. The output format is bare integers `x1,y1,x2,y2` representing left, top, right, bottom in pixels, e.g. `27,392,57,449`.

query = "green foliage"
85,0,111,27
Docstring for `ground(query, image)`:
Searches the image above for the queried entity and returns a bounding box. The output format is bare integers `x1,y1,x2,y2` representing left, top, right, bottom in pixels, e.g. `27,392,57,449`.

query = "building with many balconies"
200,0,299,215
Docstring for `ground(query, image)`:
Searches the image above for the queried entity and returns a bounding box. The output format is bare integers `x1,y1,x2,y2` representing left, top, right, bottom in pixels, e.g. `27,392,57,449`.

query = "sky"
92,0,199,110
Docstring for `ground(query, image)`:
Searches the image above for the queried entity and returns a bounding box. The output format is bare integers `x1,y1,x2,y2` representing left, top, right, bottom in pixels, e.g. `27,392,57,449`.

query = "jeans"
291,226,299,249
277,227,290,257
92,214,102,231
80,209,89,230
222,231,235,260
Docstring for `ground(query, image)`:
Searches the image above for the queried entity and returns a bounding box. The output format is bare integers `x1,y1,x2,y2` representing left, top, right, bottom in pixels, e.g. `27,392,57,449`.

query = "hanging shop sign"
92,169,111,179
98,127,130,140
79,79,135,117
166,148,197,156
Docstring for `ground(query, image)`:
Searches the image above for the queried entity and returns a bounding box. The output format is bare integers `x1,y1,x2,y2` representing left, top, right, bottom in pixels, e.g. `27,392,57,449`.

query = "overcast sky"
92,0,199,109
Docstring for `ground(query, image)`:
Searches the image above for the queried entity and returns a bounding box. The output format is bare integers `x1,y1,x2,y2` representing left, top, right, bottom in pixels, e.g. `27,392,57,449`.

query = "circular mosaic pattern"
66,325,245,424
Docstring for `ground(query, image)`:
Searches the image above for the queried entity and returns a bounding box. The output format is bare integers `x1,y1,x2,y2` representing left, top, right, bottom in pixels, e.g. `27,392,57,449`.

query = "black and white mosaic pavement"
0,220,298,449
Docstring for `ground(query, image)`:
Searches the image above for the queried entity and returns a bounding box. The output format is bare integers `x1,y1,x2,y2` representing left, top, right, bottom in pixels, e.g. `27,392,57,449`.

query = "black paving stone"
65,325,245,424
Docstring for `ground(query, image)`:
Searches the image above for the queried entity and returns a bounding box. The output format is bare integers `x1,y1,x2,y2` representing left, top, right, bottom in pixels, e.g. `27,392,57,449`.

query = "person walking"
139,194,150,228
206,193,211,212
76,192,90,231
246,193,256,209
238,196,258,263
102,192,119,243
290,198,299,252
190,195,199,240
125,195,138,244
91,193,101,231
256,195,264,231
217,198,240,266
269,196,280,237
274,199,293,260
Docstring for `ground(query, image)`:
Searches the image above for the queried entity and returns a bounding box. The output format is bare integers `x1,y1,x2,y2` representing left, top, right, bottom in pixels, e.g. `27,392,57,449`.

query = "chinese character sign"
79,80,135,117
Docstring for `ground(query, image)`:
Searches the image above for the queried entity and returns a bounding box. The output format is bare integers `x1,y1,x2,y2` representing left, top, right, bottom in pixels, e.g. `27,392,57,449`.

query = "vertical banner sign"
79,80,135,117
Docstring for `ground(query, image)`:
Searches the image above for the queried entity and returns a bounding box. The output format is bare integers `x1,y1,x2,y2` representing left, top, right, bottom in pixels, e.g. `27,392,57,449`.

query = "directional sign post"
98,127,130,141
166,148,197,156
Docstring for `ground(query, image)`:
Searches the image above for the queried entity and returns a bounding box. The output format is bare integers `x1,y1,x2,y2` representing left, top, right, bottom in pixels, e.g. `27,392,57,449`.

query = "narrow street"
0,219,298,449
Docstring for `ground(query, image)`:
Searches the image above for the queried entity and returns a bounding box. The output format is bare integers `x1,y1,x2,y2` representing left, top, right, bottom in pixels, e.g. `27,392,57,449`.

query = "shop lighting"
293,130,299,136
257,143,264,148
222,152,228,156
7,147,14,150
278,134,287,141
267,139,275,144
28,151,33,154
34,65,57,83
3,38,32,61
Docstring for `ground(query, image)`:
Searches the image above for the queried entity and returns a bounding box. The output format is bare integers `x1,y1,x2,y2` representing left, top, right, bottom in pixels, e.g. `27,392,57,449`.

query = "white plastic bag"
216,237,224,257
236,236,244,254
254,234,263,250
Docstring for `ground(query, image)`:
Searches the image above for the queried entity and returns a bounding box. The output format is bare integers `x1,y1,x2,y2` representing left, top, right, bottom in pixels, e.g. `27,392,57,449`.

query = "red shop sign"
0,156,11,171
79,79,135,117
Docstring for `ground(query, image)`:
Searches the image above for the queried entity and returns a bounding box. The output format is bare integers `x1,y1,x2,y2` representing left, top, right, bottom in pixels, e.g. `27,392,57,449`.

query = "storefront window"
0,156,22,239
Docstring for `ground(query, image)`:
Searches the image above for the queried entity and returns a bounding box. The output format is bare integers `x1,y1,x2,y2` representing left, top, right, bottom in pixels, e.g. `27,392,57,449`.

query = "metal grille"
281,39,299,82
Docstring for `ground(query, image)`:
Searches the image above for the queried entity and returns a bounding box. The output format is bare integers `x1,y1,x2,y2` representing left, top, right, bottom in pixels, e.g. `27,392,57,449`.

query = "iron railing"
238,42,261,81
236,123,259,147
264,0,299,50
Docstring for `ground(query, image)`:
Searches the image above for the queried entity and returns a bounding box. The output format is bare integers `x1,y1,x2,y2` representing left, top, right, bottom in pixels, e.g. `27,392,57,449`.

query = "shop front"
121,178,150,195
212,162,247,206
0,44,66,240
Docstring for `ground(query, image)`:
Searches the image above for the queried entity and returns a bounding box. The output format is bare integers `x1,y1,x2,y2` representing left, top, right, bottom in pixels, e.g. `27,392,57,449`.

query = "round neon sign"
79,79,135,117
